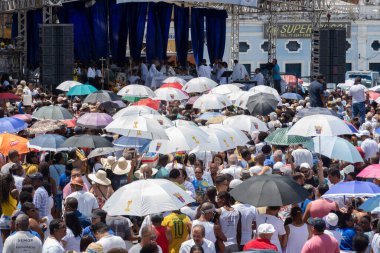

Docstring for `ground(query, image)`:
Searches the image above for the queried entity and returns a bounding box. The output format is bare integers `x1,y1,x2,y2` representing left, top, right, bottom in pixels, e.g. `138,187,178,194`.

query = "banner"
263,22,351,39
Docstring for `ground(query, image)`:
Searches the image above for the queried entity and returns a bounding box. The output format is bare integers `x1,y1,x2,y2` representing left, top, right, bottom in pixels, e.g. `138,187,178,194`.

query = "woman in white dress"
284,206,311,253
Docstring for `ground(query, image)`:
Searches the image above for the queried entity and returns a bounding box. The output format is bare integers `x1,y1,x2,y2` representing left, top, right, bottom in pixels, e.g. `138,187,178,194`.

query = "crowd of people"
0,62,378,253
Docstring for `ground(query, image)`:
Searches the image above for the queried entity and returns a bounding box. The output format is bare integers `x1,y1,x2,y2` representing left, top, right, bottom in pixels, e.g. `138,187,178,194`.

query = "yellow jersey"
162,212,191,253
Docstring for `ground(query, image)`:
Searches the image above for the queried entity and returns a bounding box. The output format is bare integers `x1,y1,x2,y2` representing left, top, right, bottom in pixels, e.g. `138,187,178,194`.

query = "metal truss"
16,10,26,76
229,4,240,64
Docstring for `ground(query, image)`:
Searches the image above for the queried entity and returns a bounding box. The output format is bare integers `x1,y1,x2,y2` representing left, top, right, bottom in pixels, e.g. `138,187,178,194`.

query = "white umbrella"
234,91,256,109
370,85,380,92
56,81,81,92
223,115,269,133
208,124,250,146
313,136,364,163
287,114,352,137
198,126,237,152
112,105,159,119
182,77,218,93
210,84,241,95
105,115,169,140
193,94,232,111
172,119,198,127
149,125,209,154
103,179,194,216
154,87,189,101
117,84,156,98
248,85,282,104
163,77,187,85
227,90,246,103
142,114,174,129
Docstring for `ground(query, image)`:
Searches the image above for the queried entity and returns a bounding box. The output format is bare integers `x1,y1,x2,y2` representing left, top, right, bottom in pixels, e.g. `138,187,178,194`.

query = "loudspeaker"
40,24,73,89
318,28,346,84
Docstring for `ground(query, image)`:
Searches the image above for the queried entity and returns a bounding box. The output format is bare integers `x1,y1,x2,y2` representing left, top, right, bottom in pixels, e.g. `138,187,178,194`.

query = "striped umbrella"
265,127,313,148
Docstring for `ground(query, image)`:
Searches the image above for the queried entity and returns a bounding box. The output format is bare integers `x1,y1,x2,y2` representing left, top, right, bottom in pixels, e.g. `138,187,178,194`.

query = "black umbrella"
246,92,279,116
230,174,310,207
296,107,339,118
84,90,121,104
60,135,113,149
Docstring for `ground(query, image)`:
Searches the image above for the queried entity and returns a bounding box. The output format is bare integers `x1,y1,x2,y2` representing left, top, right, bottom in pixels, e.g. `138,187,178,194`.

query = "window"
346,63,352,72
261,41,269,52
346,41,351,52
285,63,302,78
239,42,250,53
369,63,380,72
286,41,301,52
371,41,380,51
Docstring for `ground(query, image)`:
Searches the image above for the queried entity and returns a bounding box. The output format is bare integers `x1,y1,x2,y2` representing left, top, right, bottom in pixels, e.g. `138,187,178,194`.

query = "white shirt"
96,69,102,78
97,235,126,253
66,190,99,217
372,233,380,253
42,236,65,253
361,138,378,160
179,239,216,253
291,148,313,168
3,231,42,253
220,165,242,179
87,67,96,78
256,214,286,253
197,65,212,79
129,243,163,253
62,228,81,252
231,63,249,81
324,229,343,245
232,203,257,244
349,84,367,103
13,175,24,192
252,73,264,86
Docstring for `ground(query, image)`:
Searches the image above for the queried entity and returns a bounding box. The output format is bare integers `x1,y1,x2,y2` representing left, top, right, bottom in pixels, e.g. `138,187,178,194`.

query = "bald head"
16,214,30,231
228,154,238,165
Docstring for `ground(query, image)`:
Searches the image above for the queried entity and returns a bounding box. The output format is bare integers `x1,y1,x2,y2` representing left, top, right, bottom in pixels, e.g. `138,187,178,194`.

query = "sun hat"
112,157,131,175
100,156,116,170
88,170,111,186
257,223,276,234
324,212,339,227
134,164,158,178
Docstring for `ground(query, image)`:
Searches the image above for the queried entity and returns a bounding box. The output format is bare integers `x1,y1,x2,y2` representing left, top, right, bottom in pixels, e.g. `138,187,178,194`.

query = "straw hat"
112,157,131,175
134,164,158,179
100,156,116,170
88,170,111,186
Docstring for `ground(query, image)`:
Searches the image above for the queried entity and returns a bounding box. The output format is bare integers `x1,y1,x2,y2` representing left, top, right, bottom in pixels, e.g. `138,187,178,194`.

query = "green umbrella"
122,96,148,103
265,127,313,148
67,84,97,96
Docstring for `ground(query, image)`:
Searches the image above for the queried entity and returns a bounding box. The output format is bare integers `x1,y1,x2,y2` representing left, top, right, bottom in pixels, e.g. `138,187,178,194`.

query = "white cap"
229,179,243,189
300,163,311,169
324,213,339,227
257,223,276,234
343,165,355,175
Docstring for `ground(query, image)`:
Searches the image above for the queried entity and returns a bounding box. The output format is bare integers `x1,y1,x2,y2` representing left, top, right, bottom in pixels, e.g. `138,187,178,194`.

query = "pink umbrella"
357,164,380,178
11,114,32,122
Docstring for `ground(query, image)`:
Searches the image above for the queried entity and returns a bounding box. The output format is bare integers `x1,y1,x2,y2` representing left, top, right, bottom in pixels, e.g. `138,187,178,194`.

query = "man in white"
349,77,368,124
291,144,313,168
3,214,42,252
197,59,212,78
43,219,66,253
231,60,249,82
216,62,227,84
252,68,264,86
66,177,99,217
130,225,163,253
87,64,96,79
93,222,126,252
180,225,216,253
221,154,242,179
360,130,378,160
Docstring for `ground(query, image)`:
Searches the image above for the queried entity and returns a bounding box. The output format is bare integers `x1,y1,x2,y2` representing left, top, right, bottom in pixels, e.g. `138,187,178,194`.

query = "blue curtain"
27,9,42,67
205,9,227,64
89,0,107,59
59,1,94,62
146,2,172,62
190,8,205,66
110,0,128,64
127,2,147,61
174,6,189,68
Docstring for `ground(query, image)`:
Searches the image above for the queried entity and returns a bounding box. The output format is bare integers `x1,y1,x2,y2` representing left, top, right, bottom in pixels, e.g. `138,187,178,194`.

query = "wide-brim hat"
112,157,132,175
101,156,116,170
88,170,111,186
134,164,158,178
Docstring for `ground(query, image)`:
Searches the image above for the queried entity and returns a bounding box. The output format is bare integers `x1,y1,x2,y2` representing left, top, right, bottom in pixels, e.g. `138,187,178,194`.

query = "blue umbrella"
198,112,223,120
281,92,303,100
0,117,28,133
322,181,380,198
27,134,67,152
359,195,380,212
113,136,151,153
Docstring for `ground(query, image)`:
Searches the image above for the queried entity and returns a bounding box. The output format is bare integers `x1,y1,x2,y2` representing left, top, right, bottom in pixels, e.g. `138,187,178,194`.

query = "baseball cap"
308,218,326,232
257,223,276,234
300,163,311,169
324,213,339,227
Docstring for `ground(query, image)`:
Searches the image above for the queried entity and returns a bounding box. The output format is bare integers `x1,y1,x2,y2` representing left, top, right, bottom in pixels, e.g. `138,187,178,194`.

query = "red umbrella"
357,164,380,178
0,93,21,100
161,82,183,90
62,119,77,128
368,91,380,100
133,98,160,110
